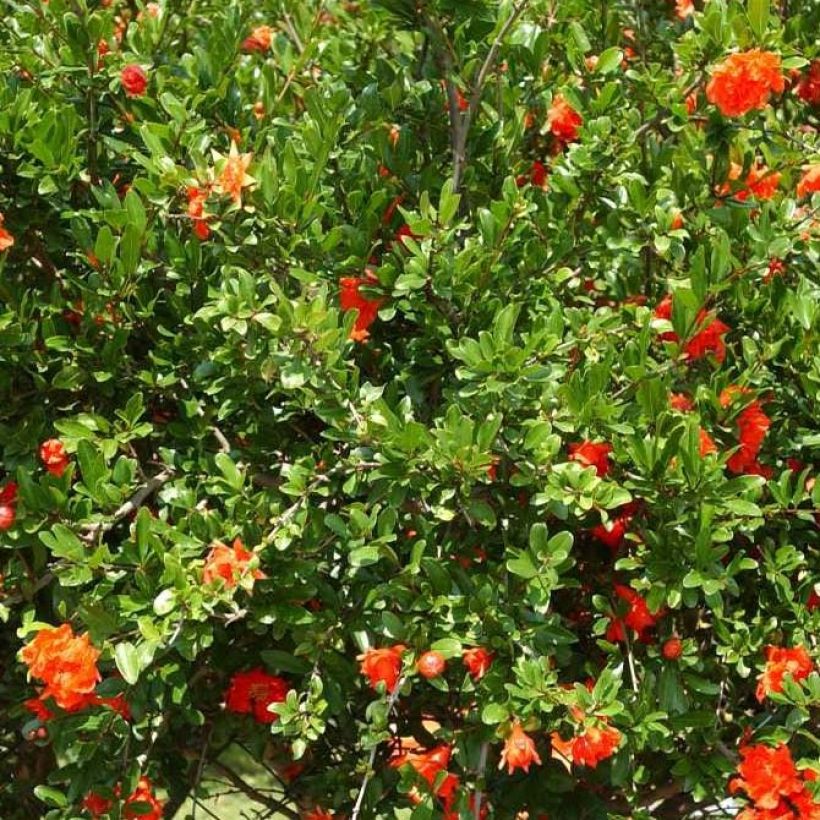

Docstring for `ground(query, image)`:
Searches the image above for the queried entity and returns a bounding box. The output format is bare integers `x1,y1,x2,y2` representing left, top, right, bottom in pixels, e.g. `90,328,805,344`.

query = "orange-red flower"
755,645,814,702
591,501,639,553
662,637,683,660
655,296,730,363
796,60,820,106
0,480,17,531
242,25,273,53
83,792,114,818
358,644,405,690
547,94,582,143
417,651,446,679
699,428,718,456
20,624,101,711
26,689,131,722
706,50,785,117
517,160,548,189
390,744,451,787
202,537,265,589
462,647,493,680
121,64,148,97
216,141,254,206
84,778,163,820
796,165,820,199
606,584,661,642
669,392,694,412
568,441,612,477
674,0,694,20
551,723,621,768
727,400,771,476
40,438,70,477
302,810,336,820
499,722,541,775
729,744,806,810
186,186,210,240
719,163,781,202
0,212,14,251
339,273,384,342
225,668,289,723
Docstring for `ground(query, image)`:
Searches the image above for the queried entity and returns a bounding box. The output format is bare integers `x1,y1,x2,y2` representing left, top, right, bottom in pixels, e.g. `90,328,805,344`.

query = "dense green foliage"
1,0,819,817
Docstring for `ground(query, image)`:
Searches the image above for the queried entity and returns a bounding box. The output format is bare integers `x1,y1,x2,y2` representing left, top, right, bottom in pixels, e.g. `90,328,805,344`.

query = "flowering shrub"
0,0,819,818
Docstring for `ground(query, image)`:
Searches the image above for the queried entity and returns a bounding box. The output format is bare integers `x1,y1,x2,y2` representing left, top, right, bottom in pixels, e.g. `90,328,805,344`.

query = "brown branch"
211,760,300,819
79,469,175,542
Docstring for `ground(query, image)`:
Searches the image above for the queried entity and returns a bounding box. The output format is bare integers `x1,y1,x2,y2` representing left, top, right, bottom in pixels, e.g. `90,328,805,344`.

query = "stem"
350,678,403,820
473,741,489,820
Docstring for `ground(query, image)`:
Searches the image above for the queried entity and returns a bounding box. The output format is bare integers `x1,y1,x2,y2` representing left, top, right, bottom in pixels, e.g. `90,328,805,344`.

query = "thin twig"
79,469,175,541
350,677,403,820
473,741,489,820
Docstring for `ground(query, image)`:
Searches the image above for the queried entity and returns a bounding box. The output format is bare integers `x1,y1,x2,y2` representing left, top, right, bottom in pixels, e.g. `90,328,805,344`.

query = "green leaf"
506,550,537,579
214,453,244,490
596,47,623,75
114,642,141,685
33,786,67,808
481,702,509,724
747,0,769,39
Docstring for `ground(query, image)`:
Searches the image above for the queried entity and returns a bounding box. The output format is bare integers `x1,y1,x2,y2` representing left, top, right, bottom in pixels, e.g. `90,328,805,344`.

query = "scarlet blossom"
670,210,685,230
0,212,13,251
551,723,621,768
224,668,289,723
120,64,148,97
568,441,612,477
755,645,814,702
39,438,70,477
83,792,114,818
395,223,423,247
339,273,384,342
669,392,694,412
683,311,731,363
462,647,494,680
26,689,131,721
417,651,446,679
656,296,730,363
97,39,110,59
719,163,781,202
121,777,164,820
216,141,254,206
699,428,718,456
203,538,265,589
796,61,820,106
517,160,548,189
242,25,273,52
662,637,683,660
358,644,405,690
606,584,661,643
20,624,101,711
499,722,541,775
727,400,771,476
706,50,785,117
592,516,628,552
674,0,694,20
0,503,14,530
547,94,582,143
0,480,17,530
765,258,786,283
729,744,805,810
302,811,335,820
186,186,210,240
390,744,451,787
796,165,820,199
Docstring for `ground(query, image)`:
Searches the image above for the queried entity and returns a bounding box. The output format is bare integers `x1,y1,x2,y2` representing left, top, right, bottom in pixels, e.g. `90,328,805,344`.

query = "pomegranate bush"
0,0,819,818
